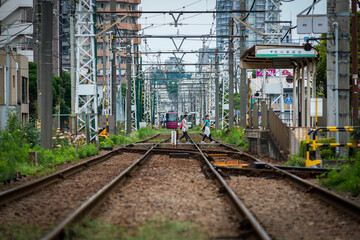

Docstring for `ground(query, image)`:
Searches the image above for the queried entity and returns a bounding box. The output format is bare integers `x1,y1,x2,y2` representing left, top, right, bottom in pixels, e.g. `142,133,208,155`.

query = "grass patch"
0,112,99,186
285,154,305,167
99,127,156,147
212,127,248,149
319,154,360,197
66,218,206,240
0,223,51,240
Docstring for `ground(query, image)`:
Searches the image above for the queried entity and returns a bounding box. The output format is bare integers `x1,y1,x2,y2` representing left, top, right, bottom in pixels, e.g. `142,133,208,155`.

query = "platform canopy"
240,45,318,69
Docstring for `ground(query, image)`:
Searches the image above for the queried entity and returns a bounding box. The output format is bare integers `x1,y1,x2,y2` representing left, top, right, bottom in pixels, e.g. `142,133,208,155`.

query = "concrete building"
96,0,141,84
0,50,29,130
0,0,34,61
216,0,286,53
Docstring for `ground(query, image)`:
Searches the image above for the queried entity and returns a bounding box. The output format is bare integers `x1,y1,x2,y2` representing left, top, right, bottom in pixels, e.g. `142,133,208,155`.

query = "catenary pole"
215,48,219,130
110,0,117,134
228,19,234,128
239,0,247,128
351,0,358,125
126,39,132,134
70,0,76,134
40,0,53,149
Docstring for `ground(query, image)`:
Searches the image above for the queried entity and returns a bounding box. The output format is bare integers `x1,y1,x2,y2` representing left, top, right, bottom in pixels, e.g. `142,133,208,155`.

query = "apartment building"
0,50,29,130
96,0,141,85
0,0,34,61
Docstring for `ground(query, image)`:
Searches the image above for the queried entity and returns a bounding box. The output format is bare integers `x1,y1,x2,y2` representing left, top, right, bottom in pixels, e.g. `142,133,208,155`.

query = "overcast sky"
138,0,326,70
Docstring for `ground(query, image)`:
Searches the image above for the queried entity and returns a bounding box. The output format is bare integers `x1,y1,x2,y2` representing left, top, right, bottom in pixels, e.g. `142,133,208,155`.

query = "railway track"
35,133,269,240
0,134,164,206
0,135,171,239
1,133,359,239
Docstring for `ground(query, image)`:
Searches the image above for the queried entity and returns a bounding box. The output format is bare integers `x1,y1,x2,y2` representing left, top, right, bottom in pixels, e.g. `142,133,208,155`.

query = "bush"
99,127,156,147
78,144,99,159
320,148,335,160
191,125,201,131
300,138,335,159
212,127,248,149
138,127,155,139
285,154,305,167
319,154,360,197
0,111,81,184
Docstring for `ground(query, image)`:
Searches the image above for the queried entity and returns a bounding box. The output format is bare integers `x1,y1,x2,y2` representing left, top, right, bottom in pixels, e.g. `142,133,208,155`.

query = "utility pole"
326,0,350,156
36,0,41,120
228,19,234,128
70,0,76,134
40,0,53,149
102,21,108,134
4,26,10,126
239,0,247,128
126,39,132,134
215,48,219,130
110,0,117,134
351,0,358,125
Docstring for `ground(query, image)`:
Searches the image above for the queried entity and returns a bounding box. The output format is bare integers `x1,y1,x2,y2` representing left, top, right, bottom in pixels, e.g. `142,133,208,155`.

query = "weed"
319,152,360,197
285,154,305,167
99,127,156,147
0,223,50,240
78,144,99,159
65,218,206,240
212,127,248,149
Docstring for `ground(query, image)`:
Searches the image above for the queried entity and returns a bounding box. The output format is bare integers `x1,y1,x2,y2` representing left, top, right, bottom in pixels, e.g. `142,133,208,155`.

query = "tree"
234,93,241,110
28,63,71,117
314,36,327,97
29,62,38,118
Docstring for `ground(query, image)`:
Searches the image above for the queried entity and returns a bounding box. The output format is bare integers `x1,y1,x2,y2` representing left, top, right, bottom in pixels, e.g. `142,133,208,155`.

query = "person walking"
178,114,190,143
201,115,215,144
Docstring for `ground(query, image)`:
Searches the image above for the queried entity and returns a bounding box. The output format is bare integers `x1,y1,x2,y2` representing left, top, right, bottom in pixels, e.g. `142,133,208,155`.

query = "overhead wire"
280,0,317,42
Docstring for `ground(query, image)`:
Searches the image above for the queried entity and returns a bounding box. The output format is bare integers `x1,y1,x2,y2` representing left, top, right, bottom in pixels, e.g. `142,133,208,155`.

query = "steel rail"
0,134,162,205
211,137,360,219
189,136,271,240
41,138,170,240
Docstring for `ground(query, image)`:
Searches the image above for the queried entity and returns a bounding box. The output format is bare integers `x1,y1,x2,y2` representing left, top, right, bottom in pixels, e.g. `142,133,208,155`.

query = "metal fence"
268,108,291,156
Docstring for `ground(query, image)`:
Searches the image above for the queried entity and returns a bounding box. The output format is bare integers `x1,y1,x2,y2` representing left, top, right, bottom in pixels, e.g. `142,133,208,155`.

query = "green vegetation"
285,154,305,167
300,138,336,160
0,112,98,185
99,127,156,147
77,144,99,159
29,62,72,118
0,223,49,240
212,127,248,149
66,218,206,240
319,155,360,197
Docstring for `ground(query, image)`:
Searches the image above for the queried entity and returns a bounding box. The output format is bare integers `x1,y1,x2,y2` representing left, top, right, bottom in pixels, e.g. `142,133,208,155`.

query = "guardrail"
306,126,360,167
268,108,291,156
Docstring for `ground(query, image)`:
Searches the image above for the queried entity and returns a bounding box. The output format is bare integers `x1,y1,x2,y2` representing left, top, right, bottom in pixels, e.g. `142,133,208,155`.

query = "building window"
22,77,27,104
13,75,15,88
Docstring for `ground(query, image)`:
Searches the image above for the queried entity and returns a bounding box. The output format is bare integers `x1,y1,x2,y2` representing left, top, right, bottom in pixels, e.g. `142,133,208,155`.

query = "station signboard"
256,48,316,58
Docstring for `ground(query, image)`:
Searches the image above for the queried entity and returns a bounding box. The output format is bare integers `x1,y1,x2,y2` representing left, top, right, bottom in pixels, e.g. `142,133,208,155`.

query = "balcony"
0,0,32,21
0,23,33,46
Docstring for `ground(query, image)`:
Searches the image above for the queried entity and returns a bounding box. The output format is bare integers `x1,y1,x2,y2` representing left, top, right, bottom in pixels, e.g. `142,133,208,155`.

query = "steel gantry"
143,71,151,126
75,0,98,140
131,40,138,131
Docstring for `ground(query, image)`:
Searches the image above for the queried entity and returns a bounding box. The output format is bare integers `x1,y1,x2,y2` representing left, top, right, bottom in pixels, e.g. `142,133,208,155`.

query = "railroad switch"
249,162,269,169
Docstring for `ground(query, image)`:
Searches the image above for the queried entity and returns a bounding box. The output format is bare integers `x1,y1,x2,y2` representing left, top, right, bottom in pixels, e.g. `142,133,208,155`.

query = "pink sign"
256,70,263,77
256,69,276,77
282,70,291,76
